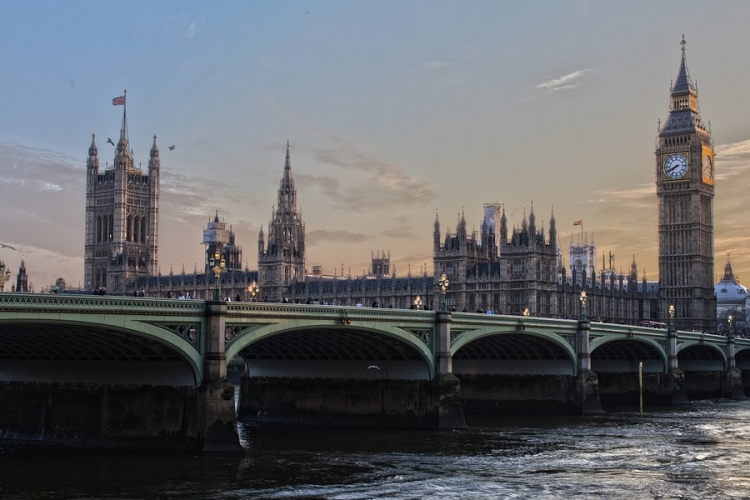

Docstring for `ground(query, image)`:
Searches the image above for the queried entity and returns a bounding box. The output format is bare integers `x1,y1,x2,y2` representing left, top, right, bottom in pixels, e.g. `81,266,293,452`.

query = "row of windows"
662,136,690,149
94,215,149,243
126,215,149,243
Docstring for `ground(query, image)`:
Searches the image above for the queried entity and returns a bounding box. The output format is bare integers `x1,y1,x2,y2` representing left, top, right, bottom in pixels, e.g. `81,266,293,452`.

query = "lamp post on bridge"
413,295,422,310
669,304,676,330
579,291,587,322
729,314,734,337
0,260,10,292
247,280,259,302
208,251,226,301
438,273,450,312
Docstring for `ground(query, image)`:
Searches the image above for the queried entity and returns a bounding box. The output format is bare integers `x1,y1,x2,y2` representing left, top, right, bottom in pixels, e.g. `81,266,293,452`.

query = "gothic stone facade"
84,109,159,295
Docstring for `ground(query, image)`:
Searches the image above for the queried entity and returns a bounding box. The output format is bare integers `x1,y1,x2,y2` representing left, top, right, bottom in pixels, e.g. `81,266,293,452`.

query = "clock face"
702,155,713,180
664,154,688,179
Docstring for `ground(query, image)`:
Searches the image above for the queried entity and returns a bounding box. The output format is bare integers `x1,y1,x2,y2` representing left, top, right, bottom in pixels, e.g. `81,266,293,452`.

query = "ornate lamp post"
0,260,10,292
728,314,734,337
247,280,260,302
208,251,226,301
523,307,530,317
669,304,676,330
413,295,422,310
579,291,587,322
438,273,450,312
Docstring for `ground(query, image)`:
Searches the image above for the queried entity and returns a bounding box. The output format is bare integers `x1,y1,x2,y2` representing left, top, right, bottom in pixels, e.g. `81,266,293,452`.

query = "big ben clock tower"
656,36,716,332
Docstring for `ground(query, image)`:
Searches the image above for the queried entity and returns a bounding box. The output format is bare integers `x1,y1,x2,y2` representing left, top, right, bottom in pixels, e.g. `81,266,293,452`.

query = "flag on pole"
112,95,125,106
573,219,583,226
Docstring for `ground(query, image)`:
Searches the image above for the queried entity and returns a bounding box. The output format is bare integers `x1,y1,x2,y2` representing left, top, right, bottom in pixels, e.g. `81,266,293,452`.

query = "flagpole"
122,89,128,141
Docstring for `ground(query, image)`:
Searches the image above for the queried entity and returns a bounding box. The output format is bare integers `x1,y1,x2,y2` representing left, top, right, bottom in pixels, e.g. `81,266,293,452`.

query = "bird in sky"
0,243,17,251
107,138,115,146
169,145,175,150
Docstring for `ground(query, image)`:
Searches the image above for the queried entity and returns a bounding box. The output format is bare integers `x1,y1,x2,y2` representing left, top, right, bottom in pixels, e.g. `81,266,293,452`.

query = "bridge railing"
226,302,436,323
0,292,206,315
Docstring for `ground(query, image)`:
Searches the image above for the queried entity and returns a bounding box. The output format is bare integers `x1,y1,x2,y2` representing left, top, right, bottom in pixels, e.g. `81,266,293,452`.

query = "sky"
0,0,749,291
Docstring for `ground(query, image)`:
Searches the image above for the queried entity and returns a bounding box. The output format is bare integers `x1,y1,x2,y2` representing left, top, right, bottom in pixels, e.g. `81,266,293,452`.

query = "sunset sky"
0,1,749,291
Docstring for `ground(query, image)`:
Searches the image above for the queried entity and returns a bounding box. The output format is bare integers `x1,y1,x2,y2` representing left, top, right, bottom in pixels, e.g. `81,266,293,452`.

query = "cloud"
536,69,591,94
306,229,372,247
588,184,655,211
40,181,63,191
185,21,197,38
715,138,750,180
422,60,451,70
299,135,435,213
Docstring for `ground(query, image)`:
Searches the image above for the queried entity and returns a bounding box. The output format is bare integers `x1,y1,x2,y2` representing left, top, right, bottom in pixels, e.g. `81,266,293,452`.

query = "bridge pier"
667,325,689,404
434,311,468,430
198,301,243,454
724,336,745,401
574,319,603,414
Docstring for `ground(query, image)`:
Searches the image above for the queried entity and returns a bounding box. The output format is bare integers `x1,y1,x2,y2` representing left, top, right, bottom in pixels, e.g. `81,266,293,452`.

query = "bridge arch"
735,345,750,370
590,337,667,373
0,317,203,386
226,320,435,380
676,340,728,371
450,327,577,375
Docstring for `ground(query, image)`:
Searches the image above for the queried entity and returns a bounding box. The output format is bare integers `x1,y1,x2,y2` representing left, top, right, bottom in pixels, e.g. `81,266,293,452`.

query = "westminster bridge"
0,293,747,453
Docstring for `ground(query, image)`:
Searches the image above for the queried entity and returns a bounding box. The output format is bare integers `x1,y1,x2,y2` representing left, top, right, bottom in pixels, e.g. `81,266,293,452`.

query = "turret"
433,211,441,251
258,223,265,256
457,210,467,242
499,205,507,244
549,207,556,245
148,134,160,172
87,133,99,174
528,202,536,235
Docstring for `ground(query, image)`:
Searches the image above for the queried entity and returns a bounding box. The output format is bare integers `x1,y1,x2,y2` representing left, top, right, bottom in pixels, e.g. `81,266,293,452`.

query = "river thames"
2,400,750,499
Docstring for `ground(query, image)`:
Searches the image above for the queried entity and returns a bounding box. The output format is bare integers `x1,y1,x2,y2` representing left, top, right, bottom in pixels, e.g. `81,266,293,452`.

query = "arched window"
96,216,102,242
140,216,147,243
108,215,114,241
513,260,523,278
127,215,133,241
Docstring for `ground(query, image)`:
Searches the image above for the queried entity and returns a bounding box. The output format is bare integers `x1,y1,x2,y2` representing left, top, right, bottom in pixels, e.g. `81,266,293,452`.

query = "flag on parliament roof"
112,95,125,106
573,219,583,226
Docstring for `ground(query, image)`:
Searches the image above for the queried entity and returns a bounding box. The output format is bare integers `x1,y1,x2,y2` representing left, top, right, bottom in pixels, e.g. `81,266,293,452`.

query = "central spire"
672,35,695,96
277,140,297,216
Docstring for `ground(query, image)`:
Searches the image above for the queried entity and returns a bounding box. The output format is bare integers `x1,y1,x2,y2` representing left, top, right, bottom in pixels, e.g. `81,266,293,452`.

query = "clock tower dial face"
702,154,713,181
663,153,688,179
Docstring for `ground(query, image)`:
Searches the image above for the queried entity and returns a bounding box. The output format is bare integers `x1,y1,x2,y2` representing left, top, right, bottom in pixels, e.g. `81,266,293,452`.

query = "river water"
3,400,750,499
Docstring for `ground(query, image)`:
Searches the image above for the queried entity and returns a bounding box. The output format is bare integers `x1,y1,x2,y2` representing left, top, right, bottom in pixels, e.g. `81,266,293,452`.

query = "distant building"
119,39,720,330
83,103,160,294
715,256,748,334
258,141,306,301
15,258,28,292
656,36,716,331
203,212,243,272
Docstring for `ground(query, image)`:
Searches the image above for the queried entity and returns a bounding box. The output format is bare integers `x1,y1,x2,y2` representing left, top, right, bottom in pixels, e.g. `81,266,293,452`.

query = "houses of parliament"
80,38,720,332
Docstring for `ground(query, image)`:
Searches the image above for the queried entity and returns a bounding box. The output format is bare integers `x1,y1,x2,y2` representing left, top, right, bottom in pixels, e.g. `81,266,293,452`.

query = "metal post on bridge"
726,314,739,372
668,305,678,371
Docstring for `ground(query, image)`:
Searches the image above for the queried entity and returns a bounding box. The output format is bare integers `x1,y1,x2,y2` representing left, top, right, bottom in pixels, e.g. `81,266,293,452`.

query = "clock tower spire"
656,35,715,332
